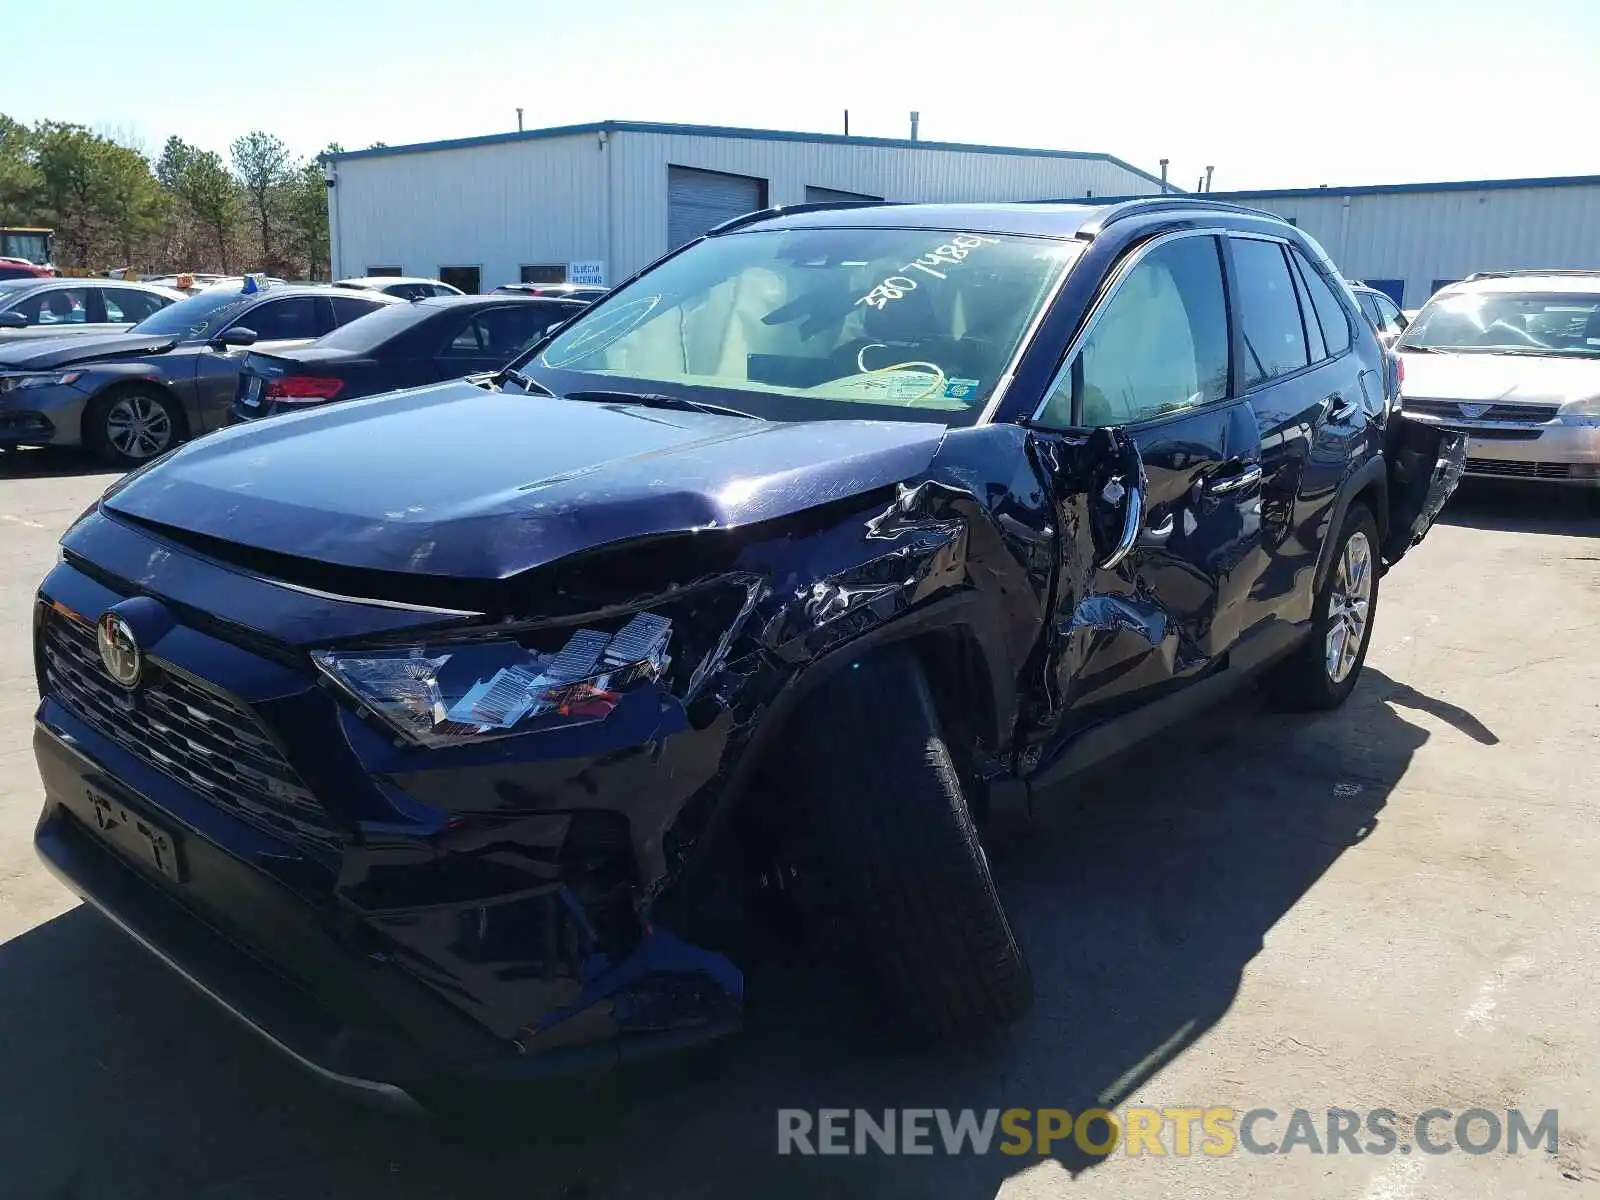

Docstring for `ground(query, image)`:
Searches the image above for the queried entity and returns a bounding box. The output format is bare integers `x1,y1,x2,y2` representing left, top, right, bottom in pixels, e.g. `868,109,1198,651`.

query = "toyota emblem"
1458,402,1492,420
97,611,143,689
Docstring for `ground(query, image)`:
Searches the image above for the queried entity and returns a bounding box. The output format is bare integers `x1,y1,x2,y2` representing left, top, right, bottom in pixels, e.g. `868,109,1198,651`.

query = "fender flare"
1313,454,1388,597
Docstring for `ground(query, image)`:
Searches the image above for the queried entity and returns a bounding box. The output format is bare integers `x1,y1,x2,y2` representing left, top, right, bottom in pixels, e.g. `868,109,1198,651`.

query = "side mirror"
214,326,257,348
1378,329,1399,349
0,311,27,330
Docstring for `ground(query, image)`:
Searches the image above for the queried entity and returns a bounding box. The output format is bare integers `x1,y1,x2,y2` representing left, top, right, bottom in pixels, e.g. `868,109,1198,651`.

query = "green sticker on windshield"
943,378,980,401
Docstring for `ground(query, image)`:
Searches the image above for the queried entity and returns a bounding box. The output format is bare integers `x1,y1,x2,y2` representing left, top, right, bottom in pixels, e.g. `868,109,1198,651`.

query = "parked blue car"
32,197,1464,1110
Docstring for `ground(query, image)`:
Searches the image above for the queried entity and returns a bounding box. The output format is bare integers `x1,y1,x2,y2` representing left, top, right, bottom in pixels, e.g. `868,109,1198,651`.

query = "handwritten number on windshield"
855,235,999,310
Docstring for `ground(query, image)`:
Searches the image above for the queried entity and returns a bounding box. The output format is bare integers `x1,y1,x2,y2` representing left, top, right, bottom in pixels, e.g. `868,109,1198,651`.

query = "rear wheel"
84,385,182,468
790,645,1033,1041
1268,505,1380,711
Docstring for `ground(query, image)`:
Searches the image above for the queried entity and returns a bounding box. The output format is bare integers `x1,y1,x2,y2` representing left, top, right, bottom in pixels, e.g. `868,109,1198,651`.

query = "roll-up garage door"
805,185,883,204
667,166,765,249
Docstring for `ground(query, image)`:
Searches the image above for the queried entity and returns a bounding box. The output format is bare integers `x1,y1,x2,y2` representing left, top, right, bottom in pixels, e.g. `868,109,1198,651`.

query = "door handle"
1143,511,1175,541
1207,462,1263,496
1325,392,1361,422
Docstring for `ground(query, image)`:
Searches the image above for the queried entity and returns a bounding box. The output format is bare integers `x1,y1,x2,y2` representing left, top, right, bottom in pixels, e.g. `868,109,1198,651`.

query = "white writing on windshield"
855,235,1000,310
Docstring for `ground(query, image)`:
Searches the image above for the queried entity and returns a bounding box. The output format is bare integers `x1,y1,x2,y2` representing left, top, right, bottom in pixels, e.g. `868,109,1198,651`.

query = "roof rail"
1462,268,1600,281
1076,196,1288,237
707,199,899,236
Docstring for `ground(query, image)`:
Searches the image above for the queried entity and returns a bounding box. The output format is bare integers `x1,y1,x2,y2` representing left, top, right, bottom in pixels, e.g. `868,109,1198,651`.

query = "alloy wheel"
104,394,173,460
1325,530,1373,684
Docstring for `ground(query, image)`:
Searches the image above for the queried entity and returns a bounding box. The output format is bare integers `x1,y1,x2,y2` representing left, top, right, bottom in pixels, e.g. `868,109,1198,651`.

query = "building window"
520,264,567,284
365,265,402,276
439,266,481,294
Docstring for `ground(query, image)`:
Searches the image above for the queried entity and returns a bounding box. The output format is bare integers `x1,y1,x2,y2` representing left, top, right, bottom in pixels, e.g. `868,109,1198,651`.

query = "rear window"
311,301,430,351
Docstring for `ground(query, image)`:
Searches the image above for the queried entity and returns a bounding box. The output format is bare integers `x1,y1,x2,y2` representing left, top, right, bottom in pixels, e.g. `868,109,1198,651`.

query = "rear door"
1225,235,1372,642
190,295,333,433
1031,230,1262,731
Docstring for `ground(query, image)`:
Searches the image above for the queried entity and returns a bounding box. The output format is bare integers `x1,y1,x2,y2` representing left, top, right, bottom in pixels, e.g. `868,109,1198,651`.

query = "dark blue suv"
31,198,1465,1109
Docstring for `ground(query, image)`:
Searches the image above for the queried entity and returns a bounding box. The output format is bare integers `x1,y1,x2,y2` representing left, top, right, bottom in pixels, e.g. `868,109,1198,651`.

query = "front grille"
40,607,342,854
1404,398,1560,425
1464,458,1574,479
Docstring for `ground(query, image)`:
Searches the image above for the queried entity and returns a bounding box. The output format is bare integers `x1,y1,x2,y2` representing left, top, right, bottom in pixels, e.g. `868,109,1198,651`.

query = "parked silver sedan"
0,278,186,340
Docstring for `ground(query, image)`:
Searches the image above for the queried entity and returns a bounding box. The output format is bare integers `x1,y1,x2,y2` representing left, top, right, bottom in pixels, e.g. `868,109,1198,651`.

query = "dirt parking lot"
0,448,1595,1200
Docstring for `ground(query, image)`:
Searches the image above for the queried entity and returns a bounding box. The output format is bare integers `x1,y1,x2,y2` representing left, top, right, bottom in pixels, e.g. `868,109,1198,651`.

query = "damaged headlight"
1558,396,1600,425
313,612,675,748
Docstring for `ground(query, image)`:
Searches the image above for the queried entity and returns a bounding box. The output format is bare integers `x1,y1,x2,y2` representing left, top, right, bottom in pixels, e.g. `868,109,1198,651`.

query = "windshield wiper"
494,366,555,396
562,389,761,420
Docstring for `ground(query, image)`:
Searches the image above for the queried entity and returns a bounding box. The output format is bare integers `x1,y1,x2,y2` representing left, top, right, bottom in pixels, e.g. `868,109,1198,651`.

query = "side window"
1231,238,1309,386
1374,294,1407,334
330,295,386,326
103,288,168,323
441,305,560,358
15,287,89,326
230,296,321,341
1288,258,1327,361
1293,251,1354,355
1037,235,1230,427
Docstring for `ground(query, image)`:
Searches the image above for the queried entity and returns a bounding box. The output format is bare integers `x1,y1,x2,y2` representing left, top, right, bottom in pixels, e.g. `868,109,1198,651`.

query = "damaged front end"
38,419,1062,1093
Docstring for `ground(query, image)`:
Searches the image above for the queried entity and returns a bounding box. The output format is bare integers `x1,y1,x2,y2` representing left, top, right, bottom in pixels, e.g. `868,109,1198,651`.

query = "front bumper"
1404,414,1600,487
31,554,745,1106
0,383,89,447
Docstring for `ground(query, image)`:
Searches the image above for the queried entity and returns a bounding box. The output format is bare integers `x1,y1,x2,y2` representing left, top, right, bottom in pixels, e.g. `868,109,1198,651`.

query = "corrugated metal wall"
1229,186,1600,308
328,131,1161,288
327,133,607,291
607,130,1158,278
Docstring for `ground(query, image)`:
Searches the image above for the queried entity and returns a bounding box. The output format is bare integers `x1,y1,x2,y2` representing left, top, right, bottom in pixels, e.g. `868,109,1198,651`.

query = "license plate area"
87,787,186,883
240,376,263,407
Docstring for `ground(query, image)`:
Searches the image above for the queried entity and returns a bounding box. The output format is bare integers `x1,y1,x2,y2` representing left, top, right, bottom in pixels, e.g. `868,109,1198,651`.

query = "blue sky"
5,0,1596,190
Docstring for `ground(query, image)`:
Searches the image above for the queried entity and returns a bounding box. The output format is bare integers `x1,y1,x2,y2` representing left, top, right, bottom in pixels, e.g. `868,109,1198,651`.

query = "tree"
0,114,40,226
230,130,291,270
281,158,331,280
161,136,242,272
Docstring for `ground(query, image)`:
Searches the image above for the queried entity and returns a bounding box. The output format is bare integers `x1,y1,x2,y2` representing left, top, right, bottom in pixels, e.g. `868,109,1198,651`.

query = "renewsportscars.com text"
777,1107,1559,1157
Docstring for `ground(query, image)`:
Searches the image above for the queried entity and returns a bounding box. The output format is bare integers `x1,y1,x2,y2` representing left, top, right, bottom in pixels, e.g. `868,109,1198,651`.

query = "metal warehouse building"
1201,175,1600,309
324,119,1168,292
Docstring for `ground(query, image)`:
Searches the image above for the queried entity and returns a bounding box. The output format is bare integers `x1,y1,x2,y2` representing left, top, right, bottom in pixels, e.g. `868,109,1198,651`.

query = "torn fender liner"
514,928,743,1055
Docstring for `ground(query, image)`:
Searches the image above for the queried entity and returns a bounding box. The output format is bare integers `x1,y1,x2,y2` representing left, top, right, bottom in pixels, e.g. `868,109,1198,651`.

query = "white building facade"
1209,176,1600,309
324,120,1169,292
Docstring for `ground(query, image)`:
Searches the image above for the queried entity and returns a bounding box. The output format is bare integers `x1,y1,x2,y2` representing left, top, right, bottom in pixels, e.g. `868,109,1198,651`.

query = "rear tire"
83,385,182,468
1268,504,1381,711
791,645,1033,1041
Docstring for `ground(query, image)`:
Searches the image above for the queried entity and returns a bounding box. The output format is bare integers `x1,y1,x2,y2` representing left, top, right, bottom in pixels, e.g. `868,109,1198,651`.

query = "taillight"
265,375,344,403
1395,355,1405,386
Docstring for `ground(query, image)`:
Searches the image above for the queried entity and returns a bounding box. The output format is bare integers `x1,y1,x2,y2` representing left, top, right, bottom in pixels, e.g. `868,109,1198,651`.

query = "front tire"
84,385,182,468
1269,504,1381,711
791,645,1033,1041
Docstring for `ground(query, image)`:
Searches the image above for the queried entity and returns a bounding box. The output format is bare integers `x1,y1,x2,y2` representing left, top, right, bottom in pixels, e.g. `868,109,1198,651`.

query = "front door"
1030,230,1263,735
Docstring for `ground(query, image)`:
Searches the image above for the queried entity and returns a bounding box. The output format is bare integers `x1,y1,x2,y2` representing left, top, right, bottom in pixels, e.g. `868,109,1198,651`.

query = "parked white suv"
1396,271,1600,490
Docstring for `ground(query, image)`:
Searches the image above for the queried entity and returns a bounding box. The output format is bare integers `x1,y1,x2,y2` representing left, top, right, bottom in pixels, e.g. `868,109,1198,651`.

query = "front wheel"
84,385,182,468
1268,505,1380,710
790,645,1033,1041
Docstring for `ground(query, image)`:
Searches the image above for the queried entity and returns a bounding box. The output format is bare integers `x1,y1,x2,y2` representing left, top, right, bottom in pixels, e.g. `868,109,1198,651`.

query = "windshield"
1398,290,1600,357
131,286,259,339
522,227,1078,425
0,232,50,264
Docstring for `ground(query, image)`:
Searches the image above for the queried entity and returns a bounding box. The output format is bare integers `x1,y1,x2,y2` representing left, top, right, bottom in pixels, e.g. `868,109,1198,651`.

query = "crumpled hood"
103,381,949,579
0,332,177,370
1399,350,1600,408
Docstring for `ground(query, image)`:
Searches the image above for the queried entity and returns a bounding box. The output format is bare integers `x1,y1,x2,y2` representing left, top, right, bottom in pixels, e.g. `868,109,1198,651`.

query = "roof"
735,197,1289,239
1438,272,1600,295
336,276,448,287
1047,172,1600,207
0,277,183,297
410,293,589,310
322,119,1174,191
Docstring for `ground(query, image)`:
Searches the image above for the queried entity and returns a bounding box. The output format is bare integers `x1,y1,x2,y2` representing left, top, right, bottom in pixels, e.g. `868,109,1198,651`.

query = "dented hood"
1399,349,1600,408
103,381,948,579
0,331,178,369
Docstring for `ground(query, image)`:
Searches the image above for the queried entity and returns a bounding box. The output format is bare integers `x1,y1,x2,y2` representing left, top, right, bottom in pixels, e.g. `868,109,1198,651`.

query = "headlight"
313,612,676,748
0,371,83,392
1558,396,1600,425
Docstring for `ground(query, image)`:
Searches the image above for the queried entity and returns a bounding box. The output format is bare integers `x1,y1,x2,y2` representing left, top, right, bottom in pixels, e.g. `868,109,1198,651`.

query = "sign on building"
568,260,606,285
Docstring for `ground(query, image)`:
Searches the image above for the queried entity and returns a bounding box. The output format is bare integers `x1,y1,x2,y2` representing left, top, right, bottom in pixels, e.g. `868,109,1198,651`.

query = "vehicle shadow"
1438,478,1597,537
0,446,118,482
0,667,1492,1200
